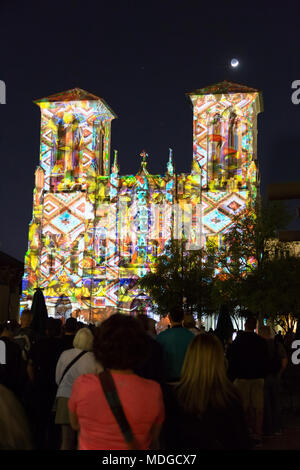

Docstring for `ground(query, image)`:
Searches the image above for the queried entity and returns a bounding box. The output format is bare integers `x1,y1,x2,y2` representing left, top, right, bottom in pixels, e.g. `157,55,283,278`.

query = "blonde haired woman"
163,333,250,449
55,327,102,450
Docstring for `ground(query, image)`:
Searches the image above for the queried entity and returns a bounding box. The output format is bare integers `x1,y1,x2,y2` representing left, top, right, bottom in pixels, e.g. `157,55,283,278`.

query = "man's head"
258,325,272,339
183,314,196,329
0,321,16,337
46,318,62,338
168,306,184,326
136,314,149,332
136,314,157,336
64,317,78,334
20,310,32,329
245,317,257,332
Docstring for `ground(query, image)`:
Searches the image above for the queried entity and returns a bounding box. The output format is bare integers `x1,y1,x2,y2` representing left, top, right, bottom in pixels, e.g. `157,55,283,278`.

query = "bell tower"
21,88,117,317
186,80,263,243
35,88,117,191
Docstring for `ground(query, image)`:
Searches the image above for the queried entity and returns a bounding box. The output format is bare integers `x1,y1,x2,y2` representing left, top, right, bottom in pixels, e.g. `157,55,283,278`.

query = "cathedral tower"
21,89,116,318
186,80,263,243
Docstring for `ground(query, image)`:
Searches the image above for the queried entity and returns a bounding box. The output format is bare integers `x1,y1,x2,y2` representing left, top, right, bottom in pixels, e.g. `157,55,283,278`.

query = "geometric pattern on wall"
218,191,248,216
203,208,232,233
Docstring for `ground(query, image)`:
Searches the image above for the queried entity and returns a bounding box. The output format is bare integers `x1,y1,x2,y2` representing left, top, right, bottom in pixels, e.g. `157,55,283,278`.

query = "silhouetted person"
274,330,284,345
227,317,269,447
0,384,34,450
15,309,37,351
61,317,78,351
259,326,287,436
27,318,65,449
183,314,200,335
0,322,27,400
135,314,164,384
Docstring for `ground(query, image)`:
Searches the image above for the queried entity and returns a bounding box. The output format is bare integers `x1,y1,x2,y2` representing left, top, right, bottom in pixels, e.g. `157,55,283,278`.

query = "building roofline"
34,87,118,118
186,80,261,96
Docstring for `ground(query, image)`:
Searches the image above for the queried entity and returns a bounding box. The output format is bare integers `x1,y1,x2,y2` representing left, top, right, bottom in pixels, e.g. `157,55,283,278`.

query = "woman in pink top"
68,314,165,450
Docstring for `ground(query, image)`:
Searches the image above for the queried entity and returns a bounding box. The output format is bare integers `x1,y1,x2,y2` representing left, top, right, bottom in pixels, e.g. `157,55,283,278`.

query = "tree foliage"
212,198,293,322
138,239,216,318
241,255,300,333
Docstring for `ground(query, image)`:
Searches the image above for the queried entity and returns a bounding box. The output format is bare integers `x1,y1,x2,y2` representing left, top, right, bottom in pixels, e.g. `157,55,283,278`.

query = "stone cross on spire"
139,150,148,170
140,150,148,162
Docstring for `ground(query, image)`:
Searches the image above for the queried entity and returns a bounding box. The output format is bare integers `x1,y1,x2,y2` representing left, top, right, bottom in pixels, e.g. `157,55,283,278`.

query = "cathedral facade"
21,81,262,322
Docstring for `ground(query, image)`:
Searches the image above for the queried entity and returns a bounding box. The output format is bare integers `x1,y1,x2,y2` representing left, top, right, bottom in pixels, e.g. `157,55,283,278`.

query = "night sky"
1,0,300,262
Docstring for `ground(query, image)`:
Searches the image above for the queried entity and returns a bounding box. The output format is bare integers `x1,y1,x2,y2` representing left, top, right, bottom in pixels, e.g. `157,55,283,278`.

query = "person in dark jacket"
227,317,269,446
259,325,287,436
15,309,37,347
134,314,164,384
27,318,65,449
0,322,28,400
163,333,250,450
61,317,78,350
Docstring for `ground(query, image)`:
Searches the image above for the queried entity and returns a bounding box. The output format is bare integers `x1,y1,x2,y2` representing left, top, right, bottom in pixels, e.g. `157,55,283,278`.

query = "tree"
211,198,292,323
241,255,300,334
138,239,217,318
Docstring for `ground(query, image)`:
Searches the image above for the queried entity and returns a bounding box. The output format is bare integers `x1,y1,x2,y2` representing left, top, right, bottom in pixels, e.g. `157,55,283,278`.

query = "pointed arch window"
70,253,78,273
225,111,239,179
93,121,104,175
70,241,79,274
48,251,55,275
95,229,106,265
50,121,67,190
98,128,104,174
72,118,82,177
51,121,66,175
208,113,223,182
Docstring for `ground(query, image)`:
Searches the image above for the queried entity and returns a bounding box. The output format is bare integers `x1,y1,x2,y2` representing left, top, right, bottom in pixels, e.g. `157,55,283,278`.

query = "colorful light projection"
21,82,262,322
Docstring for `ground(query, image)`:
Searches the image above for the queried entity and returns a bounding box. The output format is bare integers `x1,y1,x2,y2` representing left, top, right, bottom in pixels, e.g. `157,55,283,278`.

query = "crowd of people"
0,306,296,450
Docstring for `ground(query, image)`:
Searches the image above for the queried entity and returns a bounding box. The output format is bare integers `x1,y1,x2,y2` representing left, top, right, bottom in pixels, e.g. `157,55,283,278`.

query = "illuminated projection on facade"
21,82,263,321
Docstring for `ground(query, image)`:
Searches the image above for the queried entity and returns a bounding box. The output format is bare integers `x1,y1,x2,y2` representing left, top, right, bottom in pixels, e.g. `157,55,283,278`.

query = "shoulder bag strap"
99,369,140,450
58,350,87,386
